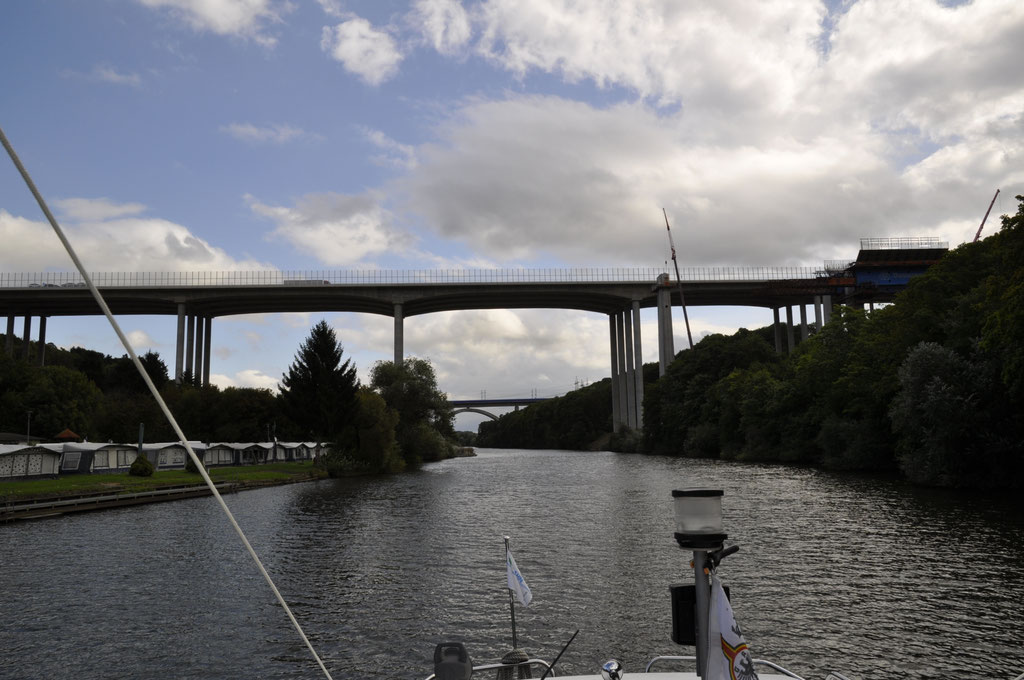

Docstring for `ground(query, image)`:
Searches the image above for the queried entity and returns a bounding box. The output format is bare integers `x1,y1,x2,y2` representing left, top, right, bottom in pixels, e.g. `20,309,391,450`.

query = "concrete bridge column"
194,316,205,387
174,303,185,384
785,306,796,354
657,286,674,376
6,315,15,357
632,301,644,430
813,297,823,332
185,314,196,381
37,317,46,366
800,305,809,341
615,312,628,432
394,303,404,365
202,316,212,386
822,295,833,325
22,315,32,361
623,310,637,430
773,308,782,354
609,314,621,433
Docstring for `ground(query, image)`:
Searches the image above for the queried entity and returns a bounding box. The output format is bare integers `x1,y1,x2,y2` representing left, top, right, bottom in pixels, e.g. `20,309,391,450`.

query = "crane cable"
0,123,334,680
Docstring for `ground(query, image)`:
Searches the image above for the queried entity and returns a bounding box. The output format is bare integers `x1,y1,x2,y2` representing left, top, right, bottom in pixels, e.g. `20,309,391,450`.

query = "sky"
2,0,1023,432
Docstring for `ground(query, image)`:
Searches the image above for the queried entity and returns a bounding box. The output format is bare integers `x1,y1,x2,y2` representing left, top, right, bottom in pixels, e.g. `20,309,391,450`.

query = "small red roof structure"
55,428,81,441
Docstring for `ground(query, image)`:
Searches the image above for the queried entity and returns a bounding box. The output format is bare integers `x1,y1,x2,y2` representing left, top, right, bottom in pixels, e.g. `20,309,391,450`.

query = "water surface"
2,449,1022,679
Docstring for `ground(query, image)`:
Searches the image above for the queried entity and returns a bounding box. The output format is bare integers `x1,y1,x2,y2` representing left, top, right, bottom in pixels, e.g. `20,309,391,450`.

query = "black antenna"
539,629,579,680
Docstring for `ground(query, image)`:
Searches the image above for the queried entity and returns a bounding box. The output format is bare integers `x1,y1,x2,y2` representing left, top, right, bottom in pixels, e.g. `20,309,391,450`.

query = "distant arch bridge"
448,397,552,421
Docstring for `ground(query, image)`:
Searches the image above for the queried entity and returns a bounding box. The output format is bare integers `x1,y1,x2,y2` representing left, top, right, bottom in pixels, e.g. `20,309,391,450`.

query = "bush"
130,454,154,477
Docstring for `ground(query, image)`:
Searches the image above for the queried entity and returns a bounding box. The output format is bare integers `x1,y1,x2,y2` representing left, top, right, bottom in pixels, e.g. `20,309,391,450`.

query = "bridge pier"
185,314,196,381
6,315,15,357
632,301,644,430
22,315,32,361
610,305,644,433
773,308,782,354
37,316,46,366
785,306,796,354
800,304,809,341
656,282,674,376
822,294,832,325
175,303,185,384
609,315,621,433
202,316,212,386
394,303,404,365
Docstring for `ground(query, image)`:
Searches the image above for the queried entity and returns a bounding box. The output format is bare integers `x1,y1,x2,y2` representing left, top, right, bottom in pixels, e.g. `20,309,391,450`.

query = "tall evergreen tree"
278,320,359,440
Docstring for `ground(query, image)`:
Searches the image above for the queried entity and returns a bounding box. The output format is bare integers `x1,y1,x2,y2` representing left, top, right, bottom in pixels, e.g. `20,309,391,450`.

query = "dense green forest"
480,196,1024,489
1,320,458,475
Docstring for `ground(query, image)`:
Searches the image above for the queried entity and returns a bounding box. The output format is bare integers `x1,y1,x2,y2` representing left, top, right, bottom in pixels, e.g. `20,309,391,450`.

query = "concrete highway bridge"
0,239,946,433
448,397,551,421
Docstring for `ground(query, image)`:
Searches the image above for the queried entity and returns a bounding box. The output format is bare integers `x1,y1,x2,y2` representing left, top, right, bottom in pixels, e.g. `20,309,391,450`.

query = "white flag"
707,573,759,680
506,549,532,607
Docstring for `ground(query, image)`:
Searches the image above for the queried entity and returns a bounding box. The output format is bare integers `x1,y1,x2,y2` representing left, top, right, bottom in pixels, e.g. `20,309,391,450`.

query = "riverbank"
0,461,327,504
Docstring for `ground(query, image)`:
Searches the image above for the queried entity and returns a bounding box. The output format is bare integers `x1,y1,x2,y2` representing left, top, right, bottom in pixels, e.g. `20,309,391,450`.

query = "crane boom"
974,189,1000,243
663,209,694,350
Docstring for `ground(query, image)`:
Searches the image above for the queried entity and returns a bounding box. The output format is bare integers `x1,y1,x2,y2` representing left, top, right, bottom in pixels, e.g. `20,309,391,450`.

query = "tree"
369,357,454,465
278,321,359,441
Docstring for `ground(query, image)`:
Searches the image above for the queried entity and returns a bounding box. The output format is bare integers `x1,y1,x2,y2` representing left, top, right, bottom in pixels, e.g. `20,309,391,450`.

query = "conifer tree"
278,320,359,440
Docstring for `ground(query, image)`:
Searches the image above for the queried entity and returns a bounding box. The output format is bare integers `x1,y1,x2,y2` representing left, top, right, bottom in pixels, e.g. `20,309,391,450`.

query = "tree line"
1,319,459,475
479,196,1024,489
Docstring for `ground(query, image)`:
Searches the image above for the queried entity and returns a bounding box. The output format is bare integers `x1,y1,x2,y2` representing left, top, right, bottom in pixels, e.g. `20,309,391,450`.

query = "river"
2,448,1023,680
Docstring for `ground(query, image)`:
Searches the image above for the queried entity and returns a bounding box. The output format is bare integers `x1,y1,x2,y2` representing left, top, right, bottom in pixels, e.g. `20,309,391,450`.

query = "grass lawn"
0,461,328,501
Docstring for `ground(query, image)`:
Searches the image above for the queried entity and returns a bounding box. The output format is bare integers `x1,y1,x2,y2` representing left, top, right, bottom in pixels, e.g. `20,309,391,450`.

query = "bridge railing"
0,266,822,289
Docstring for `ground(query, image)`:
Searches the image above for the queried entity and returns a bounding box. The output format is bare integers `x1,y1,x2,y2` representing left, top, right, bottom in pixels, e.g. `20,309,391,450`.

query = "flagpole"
504,535,519,649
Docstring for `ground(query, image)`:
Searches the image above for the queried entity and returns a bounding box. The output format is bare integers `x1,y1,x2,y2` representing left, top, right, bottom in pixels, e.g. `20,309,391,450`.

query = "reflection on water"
1,449,1022,679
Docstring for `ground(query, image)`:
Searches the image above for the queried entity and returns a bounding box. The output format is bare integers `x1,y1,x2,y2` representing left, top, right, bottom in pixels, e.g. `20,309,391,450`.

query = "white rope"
0,123,334,680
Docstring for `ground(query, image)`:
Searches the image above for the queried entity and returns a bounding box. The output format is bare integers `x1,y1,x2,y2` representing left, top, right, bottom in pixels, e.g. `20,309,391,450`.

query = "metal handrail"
643,655,804,678
423,658,554,679
0,266,825,288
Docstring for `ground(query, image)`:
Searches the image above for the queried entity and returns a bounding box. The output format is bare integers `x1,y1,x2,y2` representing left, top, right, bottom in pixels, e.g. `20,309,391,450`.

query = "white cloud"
127,330,160,351
93,65,142,87
321,17,403,85
211,369,280,391
396,2,1024,268
248,192,410,266
362,127,418,169
55,197,147,221
135,0,291,46
220,122,310,144
412,0,471,54
0,200,271,273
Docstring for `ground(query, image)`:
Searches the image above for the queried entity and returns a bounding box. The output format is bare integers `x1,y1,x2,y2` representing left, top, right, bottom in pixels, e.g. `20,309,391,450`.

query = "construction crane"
974,189,1000,242
662,208,694,350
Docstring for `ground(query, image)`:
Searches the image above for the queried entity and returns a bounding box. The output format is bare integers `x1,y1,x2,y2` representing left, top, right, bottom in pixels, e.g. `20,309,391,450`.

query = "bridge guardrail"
0,266,822,288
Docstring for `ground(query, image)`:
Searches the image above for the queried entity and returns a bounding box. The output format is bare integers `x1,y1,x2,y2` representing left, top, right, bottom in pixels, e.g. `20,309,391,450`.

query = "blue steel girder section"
0,277,864,319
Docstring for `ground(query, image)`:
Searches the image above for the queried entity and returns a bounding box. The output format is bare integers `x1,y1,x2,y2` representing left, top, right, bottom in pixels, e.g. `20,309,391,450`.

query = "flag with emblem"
707,573,759,680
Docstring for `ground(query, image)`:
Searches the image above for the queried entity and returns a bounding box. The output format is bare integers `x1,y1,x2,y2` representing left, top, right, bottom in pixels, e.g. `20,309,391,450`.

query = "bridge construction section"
0,240,946,434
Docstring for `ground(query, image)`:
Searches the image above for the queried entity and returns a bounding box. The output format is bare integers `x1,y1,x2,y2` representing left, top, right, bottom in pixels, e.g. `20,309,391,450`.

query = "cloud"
412,0,471,54
321,17,403,85
0,200,271,273
395,2,1024,268
135,0,291,46
59,65,144,87
362,127,418,169
472,0,824,108
55,197,147,221
126,330,160,351
220,122,312,144
249,192,411,266
211,369,280,391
